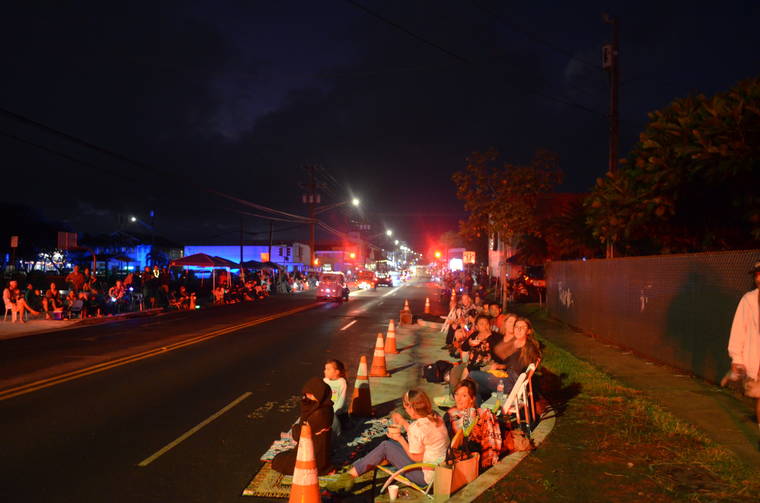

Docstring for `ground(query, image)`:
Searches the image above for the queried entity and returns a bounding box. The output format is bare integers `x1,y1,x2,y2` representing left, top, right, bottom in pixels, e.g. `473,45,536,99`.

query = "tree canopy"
586,76,760,254
452,148,562,242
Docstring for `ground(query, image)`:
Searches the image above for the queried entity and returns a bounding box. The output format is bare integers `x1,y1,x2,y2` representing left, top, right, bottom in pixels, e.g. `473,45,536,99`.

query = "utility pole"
300,165,323,268
602,13,620,258
268,221,273,263
239,217,245,282
602,14,620,173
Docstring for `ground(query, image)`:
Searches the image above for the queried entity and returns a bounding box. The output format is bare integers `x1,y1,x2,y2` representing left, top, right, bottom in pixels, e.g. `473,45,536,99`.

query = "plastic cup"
388,484,399,501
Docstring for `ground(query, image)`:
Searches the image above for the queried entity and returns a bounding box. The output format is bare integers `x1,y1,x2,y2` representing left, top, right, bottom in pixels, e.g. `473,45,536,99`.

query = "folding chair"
371,432,465,499
500,372,527,427
525,359,542,424
374,462,437,499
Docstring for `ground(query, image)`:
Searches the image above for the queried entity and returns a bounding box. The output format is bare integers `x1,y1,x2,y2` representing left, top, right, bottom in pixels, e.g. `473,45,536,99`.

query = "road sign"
10,236,18,248
463,251,476,264
57,231,77,250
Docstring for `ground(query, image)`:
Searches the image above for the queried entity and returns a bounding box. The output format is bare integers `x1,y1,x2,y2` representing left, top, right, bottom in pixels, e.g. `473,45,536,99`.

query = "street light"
394,240,399,246
129,216,137,223
351,197,360,207
386,229,393,237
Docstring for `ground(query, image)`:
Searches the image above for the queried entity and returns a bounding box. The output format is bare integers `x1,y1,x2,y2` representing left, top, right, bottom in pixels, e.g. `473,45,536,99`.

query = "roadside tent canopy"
170,253,240,290
171,253,238,268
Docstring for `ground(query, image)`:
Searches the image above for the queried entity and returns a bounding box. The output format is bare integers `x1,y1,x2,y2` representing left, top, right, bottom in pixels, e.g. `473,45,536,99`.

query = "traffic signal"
434,250,442,259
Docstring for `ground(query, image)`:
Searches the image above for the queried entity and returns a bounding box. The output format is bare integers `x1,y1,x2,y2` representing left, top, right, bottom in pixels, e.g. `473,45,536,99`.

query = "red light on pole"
434,250,442,259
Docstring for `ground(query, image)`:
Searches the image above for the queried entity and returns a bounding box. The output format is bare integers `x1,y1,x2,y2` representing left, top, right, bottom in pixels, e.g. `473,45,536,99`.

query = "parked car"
356,270,377,290
316,272,350,301
375,271,393,287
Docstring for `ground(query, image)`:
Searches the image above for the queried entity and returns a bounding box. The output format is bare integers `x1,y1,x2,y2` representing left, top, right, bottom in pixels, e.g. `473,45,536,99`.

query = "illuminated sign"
463,251,476,264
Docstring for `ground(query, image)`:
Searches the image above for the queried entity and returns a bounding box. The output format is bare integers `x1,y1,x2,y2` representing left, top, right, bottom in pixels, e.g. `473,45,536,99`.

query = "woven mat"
244,417,395,498
242,462,381,498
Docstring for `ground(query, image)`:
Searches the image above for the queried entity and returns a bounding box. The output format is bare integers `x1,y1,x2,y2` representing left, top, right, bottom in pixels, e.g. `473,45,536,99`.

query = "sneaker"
324,472,355,493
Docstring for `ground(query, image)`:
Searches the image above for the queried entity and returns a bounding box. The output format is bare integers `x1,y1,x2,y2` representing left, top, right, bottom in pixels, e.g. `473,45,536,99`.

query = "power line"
0,129,143,186
0,106,315,222
470,1,602,72
343,1,609,119
344,0,469,64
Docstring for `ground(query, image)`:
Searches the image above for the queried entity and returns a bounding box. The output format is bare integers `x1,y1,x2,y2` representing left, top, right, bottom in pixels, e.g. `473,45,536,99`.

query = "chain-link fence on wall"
547,249,760,383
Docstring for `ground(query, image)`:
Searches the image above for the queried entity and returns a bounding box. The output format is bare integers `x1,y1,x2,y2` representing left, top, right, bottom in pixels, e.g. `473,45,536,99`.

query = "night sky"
2,0,758,251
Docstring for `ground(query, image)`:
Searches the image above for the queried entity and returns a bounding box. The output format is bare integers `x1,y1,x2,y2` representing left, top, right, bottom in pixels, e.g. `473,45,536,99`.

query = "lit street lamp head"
386,229,393,237
351,197,360,207
130,216,137,223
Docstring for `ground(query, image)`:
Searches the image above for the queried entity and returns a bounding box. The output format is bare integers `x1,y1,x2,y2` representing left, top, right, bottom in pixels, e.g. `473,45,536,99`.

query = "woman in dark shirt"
461,315,495,370
468,317,541,401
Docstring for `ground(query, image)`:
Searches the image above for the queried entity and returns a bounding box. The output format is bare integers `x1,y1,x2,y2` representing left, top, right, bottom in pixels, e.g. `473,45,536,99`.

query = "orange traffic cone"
288,422,320,503
369,332,390,377
424,297,430,314
385,322,399,354
403,299,410,311
349,355,372,417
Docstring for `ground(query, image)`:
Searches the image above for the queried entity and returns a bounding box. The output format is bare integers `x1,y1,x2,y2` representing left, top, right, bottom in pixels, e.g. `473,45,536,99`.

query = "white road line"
381,286,401,298
339,319,357,331
138,391,252,467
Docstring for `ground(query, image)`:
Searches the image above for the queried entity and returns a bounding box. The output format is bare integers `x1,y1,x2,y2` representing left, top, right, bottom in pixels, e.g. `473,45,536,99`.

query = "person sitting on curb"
460,315,495,370
444,379,502,470
272,377,334,476
42,282,63,319
323,359,348,439
489,303,506,333
327,388,449,492
468,317,542,402
24,283,43,314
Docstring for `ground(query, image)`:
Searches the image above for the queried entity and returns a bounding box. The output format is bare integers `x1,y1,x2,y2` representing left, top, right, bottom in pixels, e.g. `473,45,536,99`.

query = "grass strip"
480,306,760,502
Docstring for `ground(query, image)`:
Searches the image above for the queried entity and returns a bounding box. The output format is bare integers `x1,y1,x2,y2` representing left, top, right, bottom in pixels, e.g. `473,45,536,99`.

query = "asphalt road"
0,281,438,503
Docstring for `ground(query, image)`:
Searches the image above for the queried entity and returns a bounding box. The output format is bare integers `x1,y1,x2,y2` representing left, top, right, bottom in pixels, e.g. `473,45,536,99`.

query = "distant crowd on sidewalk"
2,264,283,323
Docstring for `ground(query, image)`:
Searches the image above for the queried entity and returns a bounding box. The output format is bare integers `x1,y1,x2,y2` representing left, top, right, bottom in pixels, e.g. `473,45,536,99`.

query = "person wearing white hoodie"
727,261,760,441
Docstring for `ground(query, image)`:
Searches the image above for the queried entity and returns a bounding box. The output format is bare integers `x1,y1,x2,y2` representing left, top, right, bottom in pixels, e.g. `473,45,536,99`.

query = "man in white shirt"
726,261,760,441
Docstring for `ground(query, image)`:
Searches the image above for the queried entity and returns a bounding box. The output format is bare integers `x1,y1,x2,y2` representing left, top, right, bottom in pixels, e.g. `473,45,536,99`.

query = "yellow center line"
0,302,319,401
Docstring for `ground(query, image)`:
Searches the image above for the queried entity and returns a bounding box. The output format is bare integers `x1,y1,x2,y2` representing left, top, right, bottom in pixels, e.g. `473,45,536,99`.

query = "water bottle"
496,379,505,405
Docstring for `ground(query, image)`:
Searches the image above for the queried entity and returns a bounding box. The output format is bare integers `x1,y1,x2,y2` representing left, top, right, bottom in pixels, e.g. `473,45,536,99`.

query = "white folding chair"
500,372,527,425
4,304,15,322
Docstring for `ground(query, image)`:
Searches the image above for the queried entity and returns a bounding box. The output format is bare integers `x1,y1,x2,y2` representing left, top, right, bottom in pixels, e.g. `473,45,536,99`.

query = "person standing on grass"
726,261,760,443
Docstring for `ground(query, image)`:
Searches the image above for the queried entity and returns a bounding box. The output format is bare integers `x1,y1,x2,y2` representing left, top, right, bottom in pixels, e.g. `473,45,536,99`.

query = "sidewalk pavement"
518,305,760,468
0,308,165,341
0,318,79,340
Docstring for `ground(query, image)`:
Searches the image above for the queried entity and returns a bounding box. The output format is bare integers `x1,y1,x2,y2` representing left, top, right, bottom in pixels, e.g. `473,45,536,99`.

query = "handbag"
434,451,479,497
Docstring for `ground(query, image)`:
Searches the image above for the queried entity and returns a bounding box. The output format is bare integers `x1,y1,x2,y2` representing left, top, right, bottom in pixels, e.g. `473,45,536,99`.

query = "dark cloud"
1,0,758,249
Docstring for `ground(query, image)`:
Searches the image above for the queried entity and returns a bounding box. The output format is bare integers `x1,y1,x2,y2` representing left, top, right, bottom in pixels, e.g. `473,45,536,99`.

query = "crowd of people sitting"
2,264,278,323
267,290,543,494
